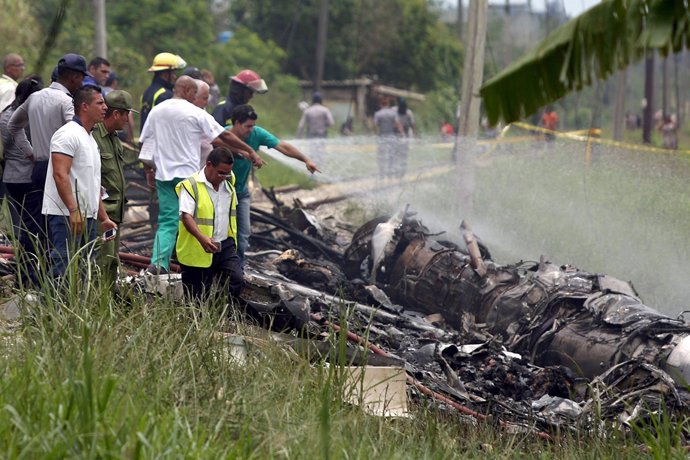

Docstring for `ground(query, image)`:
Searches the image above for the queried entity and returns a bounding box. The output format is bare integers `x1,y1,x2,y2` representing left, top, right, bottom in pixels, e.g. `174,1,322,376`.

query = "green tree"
208,27,287,96
229,0,463,91
0,0,42,67
108,0,215,68
480,0,690,125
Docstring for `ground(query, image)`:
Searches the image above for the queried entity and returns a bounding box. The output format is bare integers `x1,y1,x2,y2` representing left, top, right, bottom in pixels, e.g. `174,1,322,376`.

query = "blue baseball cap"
57,53,89,75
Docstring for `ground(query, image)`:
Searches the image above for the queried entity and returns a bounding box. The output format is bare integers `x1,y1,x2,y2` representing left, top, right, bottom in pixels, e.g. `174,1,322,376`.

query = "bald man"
0,53,25,111
139,75,266,274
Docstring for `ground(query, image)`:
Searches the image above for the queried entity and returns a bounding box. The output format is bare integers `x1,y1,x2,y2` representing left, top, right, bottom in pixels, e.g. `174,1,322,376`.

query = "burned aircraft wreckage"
342,209,690,385
251,204,690,434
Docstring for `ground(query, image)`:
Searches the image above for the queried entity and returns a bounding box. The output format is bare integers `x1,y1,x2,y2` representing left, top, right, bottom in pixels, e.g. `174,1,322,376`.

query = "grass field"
0,281,674,458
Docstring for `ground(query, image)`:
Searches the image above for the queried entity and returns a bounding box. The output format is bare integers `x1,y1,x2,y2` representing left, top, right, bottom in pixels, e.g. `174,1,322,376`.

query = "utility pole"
314,0,329,92
457,0,463,40
455,0,487,215
642,52,655,144
94,0,107,58
457,0,487,138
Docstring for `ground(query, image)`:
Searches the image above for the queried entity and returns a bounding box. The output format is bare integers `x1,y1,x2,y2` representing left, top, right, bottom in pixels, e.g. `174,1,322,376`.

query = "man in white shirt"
193,79,213,167
43,85,117,278
139,75,264,274
0,53,24,111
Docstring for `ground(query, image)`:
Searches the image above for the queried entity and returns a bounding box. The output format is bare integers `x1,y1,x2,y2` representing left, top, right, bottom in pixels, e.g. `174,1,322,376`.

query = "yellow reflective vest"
175,171,237,268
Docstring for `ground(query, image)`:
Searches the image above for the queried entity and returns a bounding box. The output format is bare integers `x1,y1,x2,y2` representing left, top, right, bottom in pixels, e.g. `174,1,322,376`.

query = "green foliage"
229,0,463,91
416,85,460,133
481,0,690,125
207,27,287,97
250,74,303,137
0,0,42,65
108,0,215,67
631,409,690,460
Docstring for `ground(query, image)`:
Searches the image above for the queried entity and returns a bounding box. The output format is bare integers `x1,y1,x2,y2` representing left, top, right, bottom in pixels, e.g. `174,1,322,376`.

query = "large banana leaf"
480,0,690,125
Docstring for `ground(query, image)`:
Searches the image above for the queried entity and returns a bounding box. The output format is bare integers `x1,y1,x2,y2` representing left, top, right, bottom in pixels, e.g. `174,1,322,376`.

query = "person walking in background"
540,105,559,141
441,120,454,140
175,146,244,300
393,97,415,178
0,75,43,284
297,92,334,139
229,104,320,267
373,95,403,179
42,85,117,279
212,69,268,127
658,113,678,150
0,53,25,111
93,90,138,283
297,92,334,166
139,76,262,275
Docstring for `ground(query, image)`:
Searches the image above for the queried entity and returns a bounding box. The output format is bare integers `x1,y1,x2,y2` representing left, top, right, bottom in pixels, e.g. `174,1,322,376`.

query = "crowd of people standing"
0,49,428,305
0,50,322,305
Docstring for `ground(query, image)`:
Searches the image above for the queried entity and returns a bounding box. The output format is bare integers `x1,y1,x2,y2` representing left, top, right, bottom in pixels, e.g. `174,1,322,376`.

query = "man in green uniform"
93,90,138,282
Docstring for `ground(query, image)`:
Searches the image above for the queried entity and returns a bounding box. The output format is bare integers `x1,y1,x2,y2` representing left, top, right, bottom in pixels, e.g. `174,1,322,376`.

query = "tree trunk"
314,0,329,92
662,54,668,116
642,53,655,144
613,69,627,141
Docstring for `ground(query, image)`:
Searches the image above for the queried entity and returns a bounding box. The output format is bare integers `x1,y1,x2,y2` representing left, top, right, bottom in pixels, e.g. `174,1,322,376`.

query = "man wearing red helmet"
211,69,268,127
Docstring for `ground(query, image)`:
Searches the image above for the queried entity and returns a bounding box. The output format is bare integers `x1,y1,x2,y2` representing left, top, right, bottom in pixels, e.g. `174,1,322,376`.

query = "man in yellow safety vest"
175,146,243,300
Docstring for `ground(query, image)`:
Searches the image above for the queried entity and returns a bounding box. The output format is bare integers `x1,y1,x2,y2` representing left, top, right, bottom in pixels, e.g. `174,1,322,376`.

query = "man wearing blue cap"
7,53,89,281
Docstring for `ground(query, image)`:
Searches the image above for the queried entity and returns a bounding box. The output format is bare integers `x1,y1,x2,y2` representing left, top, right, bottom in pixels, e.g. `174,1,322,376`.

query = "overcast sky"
443,1,601,17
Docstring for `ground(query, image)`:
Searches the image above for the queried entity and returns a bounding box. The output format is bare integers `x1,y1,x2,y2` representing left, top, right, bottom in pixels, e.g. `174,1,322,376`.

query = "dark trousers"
180,238,244,301
47,214,98,279
23,160,50,253
6,181,41,284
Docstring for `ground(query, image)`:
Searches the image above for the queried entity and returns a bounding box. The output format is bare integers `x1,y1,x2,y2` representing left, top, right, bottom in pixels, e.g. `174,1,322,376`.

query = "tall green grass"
0,263,668,458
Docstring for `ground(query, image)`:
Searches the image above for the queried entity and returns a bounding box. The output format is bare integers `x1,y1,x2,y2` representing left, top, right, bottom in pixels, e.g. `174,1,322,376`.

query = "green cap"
105,90,139,113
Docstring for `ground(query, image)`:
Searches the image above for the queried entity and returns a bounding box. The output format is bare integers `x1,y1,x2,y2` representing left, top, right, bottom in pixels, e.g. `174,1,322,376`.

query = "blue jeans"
151,178,183,271
47,214,98,279
235,188,251,267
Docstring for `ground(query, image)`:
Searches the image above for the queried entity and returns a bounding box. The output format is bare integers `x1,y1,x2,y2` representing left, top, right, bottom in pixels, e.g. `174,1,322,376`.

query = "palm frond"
480,0,690,125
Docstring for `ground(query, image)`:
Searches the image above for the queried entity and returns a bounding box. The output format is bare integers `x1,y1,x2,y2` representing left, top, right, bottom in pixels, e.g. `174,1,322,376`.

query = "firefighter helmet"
231,69,268,94
148,52,186,72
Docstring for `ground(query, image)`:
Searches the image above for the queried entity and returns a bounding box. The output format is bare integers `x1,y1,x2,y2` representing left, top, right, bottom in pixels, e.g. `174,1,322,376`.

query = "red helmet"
231,69,268,94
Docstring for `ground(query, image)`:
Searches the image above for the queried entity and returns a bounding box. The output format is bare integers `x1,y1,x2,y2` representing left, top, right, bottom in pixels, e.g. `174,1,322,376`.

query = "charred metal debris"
241,201,690,438
3,190,690,439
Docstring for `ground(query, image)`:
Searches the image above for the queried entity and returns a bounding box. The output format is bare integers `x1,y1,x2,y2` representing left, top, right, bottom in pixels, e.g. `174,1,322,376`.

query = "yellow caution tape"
509,121,690,155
